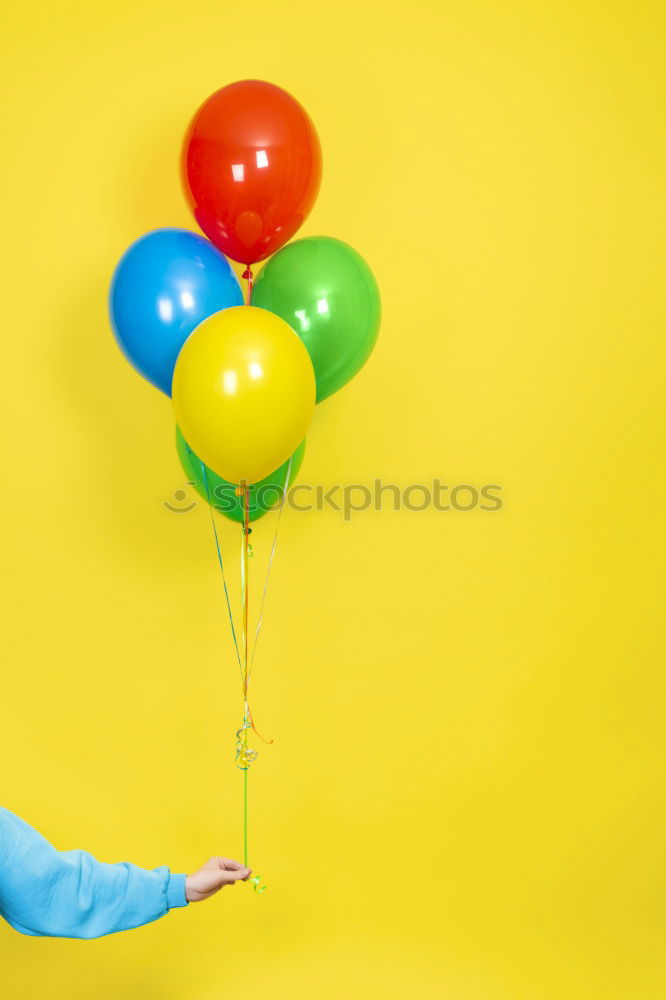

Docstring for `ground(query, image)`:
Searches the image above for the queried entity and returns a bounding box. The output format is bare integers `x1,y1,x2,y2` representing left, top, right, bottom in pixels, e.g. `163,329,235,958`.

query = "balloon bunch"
109,80,380,891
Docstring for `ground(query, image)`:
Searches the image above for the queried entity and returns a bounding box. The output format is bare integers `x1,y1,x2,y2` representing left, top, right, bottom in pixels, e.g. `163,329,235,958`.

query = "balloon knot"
242,267,253,281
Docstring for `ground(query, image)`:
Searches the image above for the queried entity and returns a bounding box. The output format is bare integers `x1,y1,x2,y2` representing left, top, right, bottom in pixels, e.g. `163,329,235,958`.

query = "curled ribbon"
235,718,257,770
248,874,267,894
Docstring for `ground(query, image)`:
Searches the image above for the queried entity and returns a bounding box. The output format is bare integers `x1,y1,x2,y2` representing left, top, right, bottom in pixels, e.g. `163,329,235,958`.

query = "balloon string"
236,484,265,752
199,463,285,896
242,765,265,894
200,463,264,891
236,456,293,745
248,455,293,688
242,266,254,304
237,484,267,894
243,769,248,867
242,484,249,697
235,475,282,748
200,461,242,678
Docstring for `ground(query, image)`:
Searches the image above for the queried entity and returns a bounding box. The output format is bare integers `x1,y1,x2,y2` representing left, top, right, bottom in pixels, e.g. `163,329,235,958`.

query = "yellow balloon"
172,306,316,485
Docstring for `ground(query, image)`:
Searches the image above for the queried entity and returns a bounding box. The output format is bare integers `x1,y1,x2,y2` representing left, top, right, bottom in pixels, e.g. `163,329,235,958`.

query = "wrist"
167,872,189,908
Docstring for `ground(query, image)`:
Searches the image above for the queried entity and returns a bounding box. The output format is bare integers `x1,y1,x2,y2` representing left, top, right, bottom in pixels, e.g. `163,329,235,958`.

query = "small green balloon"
176,426,305,523
252,236,380,402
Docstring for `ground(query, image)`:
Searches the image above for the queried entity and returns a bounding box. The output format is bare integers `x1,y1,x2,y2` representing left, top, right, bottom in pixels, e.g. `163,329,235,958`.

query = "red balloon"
182,80,322,266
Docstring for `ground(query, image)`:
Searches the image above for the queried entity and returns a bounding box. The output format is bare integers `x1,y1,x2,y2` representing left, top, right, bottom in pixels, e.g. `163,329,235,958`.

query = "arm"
0,806,186,939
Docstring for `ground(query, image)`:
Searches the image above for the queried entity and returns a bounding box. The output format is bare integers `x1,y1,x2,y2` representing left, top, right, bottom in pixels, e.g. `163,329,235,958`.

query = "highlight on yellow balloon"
172,306,316,485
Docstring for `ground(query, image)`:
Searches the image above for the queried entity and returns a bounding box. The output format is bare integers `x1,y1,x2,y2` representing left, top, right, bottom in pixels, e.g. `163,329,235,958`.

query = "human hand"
185,858,252,902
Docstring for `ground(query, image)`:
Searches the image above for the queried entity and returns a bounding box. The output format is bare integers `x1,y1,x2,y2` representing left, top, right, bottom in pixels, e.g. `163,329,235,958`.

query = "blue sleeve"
0,807,188,939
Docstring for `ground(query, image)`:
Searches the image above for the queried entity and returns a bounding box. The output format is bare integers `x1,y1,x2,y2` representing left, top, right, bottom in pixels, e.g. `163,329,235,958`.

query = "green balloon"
176,426,305,524
252,236,380,402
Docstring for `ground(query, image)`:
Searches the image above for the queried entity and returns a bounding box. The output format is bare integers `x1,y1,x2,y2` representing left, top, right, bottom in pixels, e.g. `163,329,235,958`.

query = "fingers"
206,858,252,884
214,858,248,872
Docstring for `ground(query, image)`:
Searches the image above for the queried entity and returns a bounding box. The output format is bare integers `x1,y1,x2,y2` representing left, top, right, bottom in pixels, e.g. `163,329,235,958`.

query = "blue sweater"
0,807,188,938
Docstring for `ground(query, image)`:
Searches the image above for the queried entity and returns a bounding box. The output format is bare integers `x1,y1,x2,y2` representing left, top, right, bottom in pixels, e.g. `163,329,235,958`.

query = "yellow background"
1,2,665,997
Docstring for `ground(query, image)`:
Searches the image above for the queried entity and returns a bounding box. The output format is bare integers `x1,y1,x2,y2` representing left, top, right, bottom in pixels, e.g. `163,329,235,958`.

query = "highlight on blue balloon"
109,228,244,395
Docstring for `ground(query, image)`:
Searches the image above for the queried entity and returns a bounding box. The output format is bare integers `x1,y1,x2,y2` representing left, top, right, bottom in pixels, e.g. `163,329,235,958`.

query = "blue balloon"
109,228,243,395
